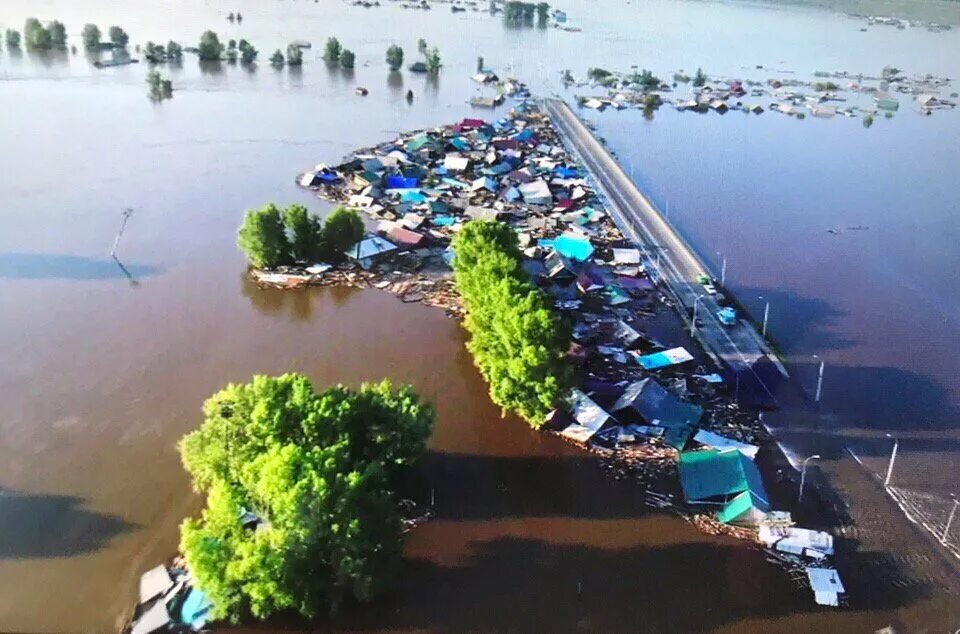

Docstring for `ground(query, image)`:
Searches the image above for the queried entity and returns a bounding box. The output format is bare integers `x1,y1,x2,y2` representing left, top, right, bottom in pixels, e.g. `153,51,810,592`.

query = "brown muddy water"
1,0,959,631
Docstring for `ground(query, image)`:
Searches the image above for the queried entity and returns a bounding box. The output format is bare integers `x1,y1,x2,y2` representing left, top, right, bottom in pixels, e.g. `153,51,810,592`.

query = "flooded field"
0,0,958,630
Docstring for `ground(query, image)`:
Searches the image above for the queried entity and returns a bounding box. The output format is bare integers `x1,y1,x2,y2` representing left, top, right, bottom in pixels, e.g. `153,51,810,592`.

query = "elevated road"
544,98,784,401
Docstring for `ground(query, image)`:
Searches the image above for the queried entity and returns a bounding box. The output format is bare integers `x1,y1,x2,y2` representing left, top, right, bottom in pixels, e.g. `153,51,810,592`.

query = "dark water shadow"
0,489,133,559
239,273,361,319
25,48,69,67
0,253,160,281
785,360,960,432
199,59,224,76
409,450,673,522
733,285,855,354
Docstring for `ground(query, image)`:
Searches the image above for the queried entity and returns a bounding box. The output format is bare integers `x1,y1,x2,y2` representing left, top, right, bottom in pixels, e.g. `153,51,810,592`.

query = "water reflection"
0,253,160,281
288,64,303,85
387,70,403,91
198,59,224,76
25,48,69,67
239,273,360,319
0,489,132,559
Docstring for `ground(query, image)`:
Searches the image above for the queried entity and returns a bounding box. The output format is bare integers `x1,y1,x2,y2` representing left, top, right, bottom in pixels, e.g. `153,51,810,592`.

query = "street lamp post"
690,294,705,336
884,434,899,488
799,454,821,502
762,300,770,338
812,355,825,403
717,252,727,286
942,496,959,545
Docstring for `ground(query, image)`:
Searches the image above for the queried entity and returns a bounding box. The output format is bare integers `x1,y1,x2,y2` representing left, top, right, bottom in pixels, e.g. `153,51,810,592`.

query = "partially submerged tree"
238,203,292,269
5,29,21,49
81,24,101,50
167,40,183,61
143,41,164,63
179,374,434,621
339,48,355,69
692,67,707,87
323,36,342,62
386,44,403,71
321,206,364,258
270,49,284,67
197,30,224,61
108,25,129,47
452,220,571,427
48,21,67,49
23,18,52,50
146,69,173,100
238,39,257,64
425,47,442,74
283,204,322,262
416,38,427,55
286,43,303,66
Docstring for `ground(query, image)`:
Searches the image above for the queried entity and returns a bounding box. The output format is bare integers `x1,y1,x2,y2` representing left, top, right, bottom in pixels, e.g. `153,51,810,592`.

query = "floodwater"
0,0,958,631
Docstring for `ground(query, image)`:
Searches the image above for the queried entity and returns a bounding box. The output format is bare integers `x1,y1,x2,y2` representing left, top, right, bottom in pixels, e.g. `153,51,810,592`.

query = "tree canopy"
81,24,101,50
23,18,52,50
5,29,21,48
179,374,434,621
270,49,284,67
286,43,303,66
238,203,292,269
238,39,257,64
693,67,707,87
238,203,365,268
108,25,129,47
323,37,342,61
339,48,355,69
386,45,403,71
452,220,571,427
425,47,442,74
198,30,224,61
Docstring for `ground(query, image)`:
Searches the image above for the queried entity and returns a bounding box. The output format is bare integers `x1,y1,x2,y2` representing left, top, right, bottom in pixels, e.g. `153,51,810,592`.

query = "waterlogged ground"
0,0,959,630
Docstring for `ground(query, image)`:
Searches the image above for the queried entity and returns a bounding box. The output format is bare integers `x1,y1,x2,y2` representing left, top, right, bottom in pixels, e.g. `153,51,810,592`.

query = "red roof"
460,118,485,129
387,226,427,248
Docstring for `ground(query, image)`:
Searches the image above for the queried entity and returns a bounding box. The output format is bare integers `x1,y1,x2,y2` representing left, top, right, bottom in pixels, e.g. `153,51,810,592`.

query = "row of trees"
143,41,184,63
21,18,67,50
81,24,129,50
179,374,434,620
323,37,356,69
238,203,365,269
503,1,550,26
146,69,173,100
452,221,571,427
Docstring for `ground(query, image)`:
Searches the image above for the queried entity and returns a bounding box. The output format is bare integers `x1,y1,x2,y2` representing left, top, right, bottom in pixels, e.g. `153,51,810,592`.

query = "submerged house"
610,379,703,450
678,448,769,506
344,236,399,269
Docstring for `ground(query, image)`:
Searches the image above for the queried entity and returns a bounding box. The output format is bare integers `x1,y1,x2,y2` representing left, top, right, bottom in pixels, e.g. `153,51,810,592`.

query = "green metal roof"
716,490,770,524
678,449,769,503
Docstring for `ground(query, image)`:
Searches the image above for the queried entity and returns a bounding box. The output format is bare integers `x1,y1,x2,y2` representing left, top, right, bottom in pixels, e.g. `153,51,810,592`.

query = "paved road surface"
545,99,781,400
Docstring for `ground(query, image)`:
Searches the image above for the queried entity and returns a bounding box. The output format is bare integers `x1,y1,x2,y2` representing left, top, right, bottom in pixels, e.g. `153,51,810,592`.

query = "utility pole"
690,294,705,336
884,434,899,488
799,454,821,502
812,355,825,403
762,300,770,338
942,497,959,545
717,252,727,286
111,208,134,258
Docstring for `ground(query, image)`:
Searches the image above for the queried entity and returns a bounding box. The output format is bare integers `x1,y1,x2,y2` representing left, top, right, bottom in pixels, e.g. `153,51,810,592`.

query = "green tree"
167,40,183,61
108,25,129,47
143,41,162,63
179,374,434,621
416,38,427,55
146,69,173,100
339,48,355,69
5,29,21,48
386,44,403,71
81,24,101,50
282,205,322,262
237,203,292,269
24,18,52,50
452,220,571,427
225,40,238,62
269,49,284,67
198,30,223,61
321,206,364,259
425,47,441,74
536,2,550,24
323,37,342,61
286,43,303,66
48,21,67,49
587,67,612,83
238,39,257,64
693,67,706,87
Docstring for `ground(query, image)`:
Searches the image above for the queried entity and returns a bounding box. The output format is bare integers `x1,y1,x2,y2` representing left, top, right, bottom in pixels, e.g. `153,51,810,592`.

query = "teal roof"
716,490,770,524
679,449,768,503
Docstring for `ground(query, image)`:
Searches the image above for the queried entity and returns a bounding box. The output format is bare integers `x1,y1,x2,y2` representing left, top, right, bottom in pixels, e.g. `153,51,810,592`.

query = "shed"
635,346,694,370
678,448,769,504
518,179,553,206
551,232,594,262
693,429,759,459
806,568,845,607
716,490,771,526
443,155,470,172
611,379,703,450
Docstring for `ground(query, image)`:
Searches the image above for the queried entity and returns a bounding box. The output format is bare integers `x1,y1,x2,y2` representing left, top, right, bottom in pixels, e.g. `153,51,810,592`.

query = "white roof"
348,194,374,208
806,567,844,606
760,526,834,556
612,248,641,265
443,155,470,171
693,430,759,459
560,423,599,443
518,179,552,203
568,388,610,431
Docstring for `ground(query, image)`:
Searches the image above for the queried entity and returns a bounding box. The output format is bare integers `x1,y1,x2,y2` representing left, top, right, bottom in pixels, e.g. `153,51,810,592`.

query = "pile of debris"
292,97,843,607
126,558,213,634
